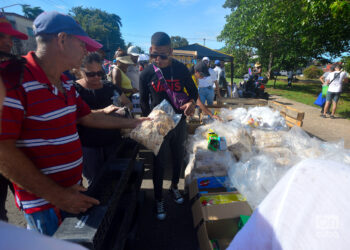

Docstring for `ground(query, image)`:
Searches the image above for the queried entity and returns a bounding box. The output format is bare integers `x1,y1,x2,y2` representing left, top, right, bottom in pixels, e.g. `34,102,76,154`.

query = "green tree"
70,7,125,60
219,0,350,78
219,0,306,78
342,56,350,73
222,46,250,78
303,65,324,79
22,5,44,20
170,36,189,48
301,0,350,57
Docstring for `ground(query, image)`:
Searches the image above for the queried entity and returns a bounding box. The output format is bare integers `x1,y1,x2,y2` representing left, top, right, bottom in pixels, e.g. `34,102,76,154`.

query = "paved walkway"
268,95,350,148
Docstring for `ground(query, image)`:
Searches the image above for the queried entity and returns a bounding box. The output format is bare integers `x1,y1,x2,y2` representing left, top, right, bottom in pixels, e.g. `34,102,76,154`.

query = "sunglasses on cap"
150,54,169,60
85,71,104,77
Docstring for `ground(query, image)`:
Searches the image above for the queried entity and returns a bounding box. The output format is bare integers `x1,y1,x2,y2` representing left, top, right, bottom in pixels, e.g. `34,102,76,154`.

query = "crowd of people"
0,11,228,237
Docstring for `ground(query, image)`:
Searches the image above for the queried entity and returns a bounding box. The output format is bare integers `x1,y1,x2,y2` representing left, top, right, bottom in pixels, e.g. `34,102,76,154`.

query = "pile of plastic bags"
185,106,350,209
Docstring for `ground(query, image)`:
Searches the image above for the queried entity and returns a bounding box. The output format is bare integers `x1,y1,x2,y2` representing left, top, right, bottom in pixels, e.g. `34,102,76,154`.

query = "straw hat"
116,55,134,65
255,62,261,67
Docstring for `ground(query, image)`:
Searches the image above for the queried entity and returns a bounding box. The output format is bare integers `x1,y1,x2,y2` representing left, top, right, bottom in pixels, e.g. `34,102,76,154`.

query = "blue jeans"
198,86,214,105
24,208,60,236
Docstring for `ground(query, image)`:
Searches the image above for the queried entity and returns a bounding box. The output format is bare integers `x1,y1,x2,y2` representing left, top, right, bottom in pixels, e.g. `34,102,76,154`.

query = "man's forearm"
0,140,65,202
78,111,137,129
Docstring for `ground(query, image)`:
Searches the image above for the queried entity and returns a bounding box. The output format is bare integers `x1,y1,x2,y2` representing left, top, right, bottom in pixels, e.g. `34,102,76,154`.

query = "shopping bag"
314,93,326,107
322,85,328,97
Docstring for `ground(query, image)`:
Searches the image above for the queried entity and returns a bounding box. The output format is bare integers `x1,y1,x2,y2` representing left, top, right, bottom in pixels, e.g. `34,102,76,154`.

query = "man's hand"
102,104,120,114
52,185,100,214
180,101,195,117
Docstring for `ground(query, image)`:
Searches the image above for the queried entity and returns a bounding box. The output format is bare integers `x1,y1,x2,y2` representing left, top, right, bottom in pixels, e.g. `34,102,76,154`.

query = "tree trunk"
267,52,273,79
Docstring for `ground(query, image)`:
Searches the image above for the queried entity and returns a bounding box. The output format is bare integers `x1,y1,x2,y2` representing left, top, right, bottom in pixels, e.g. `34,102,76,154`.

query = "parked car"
279,70,288,76
295,69,302,75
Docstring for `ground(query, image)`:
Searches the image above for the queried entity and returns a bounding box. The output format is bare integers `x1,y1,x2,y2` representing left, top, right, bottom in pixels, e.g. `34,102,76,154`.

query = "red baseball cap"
0,15,28,40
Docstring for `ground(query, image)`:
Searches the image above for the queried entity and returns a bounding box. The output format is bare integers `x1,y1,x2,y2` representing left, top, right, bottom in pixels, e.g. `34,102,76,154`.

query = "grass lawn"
227,77,350,119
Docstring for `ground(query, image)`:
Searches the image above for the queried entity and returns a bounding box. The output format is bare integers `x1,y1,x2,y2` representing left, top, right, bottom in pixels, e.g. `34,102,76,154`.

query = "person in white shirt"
195,61,216,105
214,60,227,97
126,46,141,91
322,64,348,118
319,66,334,114
202,57,220,99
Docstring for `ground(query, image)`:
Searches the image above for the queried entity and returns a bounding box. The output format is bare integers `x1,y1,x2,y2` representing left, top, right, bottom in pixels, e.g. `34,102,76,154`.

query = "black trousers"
0,174,14,221
153,117,187,200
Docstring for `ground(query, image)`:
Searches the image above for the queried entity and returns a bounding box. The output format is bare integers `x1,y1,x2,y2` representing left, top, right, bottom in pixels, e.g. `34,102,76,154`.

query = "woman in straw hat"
253,62,262,76
111,50,138,97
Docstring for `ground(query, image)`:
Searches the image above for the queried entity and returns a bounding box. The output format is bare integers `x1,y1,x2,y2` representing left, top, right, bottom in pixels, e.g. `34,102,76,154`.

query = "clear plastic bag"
185,149,236,185
252,129,287,148
219,107,288,131
130,100,182,155
228,154,290,209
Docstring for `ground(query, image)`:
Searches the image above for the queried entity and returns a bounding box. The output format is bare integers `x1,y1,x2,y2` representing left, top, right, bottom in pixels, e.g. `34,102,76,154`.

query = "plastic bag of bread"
130,100,181,155
252,129,287,148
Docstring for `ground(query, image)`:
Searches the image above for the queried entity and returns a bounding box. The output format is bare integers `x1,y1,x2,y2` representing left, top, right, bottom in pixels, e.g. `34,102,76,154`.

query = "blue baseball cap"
215,60,220,65
33,11,102,52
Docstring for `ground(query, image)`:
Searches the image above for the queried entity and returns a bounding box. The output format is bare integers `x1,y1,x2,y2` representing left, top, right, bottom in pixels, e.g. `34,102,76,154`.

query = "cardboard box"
192,194,252,250
189,176,236,201
197,219,239,250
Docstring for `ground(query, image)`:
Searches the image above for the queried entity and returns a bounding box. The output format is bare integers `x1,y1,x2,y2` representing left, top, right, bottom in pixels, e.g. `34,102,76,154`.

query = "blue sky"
3,0,231,52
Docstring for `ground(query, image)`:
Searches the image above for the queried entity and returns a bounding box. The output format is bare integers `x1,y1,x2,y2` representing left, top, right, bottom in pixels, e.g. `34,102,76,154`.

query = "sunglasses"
85,71,104,77
150,54,169,60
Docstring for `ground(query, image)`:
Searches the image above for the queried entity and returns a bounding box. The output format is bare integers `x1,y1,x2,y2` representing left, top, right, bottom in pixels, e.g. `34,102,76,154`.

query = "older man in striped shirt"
0,12,147,235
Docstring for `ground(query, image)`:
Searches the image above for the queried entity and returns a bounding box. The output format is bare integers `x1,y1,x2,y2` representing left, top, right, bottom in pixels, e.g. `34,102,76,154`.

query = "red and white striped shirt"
0,52,91,214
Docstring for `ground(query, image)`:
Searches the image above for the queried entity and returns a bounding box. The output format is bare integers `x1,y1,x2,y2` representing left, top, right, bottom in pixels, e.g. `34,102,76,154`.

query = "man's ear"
169,47,173,56
149,46,153,54
57,32,68,51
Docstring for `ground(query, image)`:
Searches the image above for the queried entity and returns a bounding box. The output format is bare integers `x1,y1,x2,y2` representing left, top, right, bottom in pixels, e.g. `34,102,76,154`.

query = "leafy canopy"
170,36,189,48
70,7,125,60
22,5,44,20
219,0,350,74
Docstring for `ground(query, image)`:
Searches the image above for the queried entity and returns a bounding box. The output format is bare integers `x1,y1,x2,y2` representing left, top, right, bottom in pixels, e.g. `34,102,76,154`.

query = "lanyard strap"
153,64,179,108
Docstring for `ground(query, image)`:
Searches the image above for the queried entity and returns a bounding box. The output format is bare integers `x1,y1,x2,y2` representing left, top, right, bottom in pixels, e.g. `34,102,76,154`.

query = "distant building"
4,12,36,55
